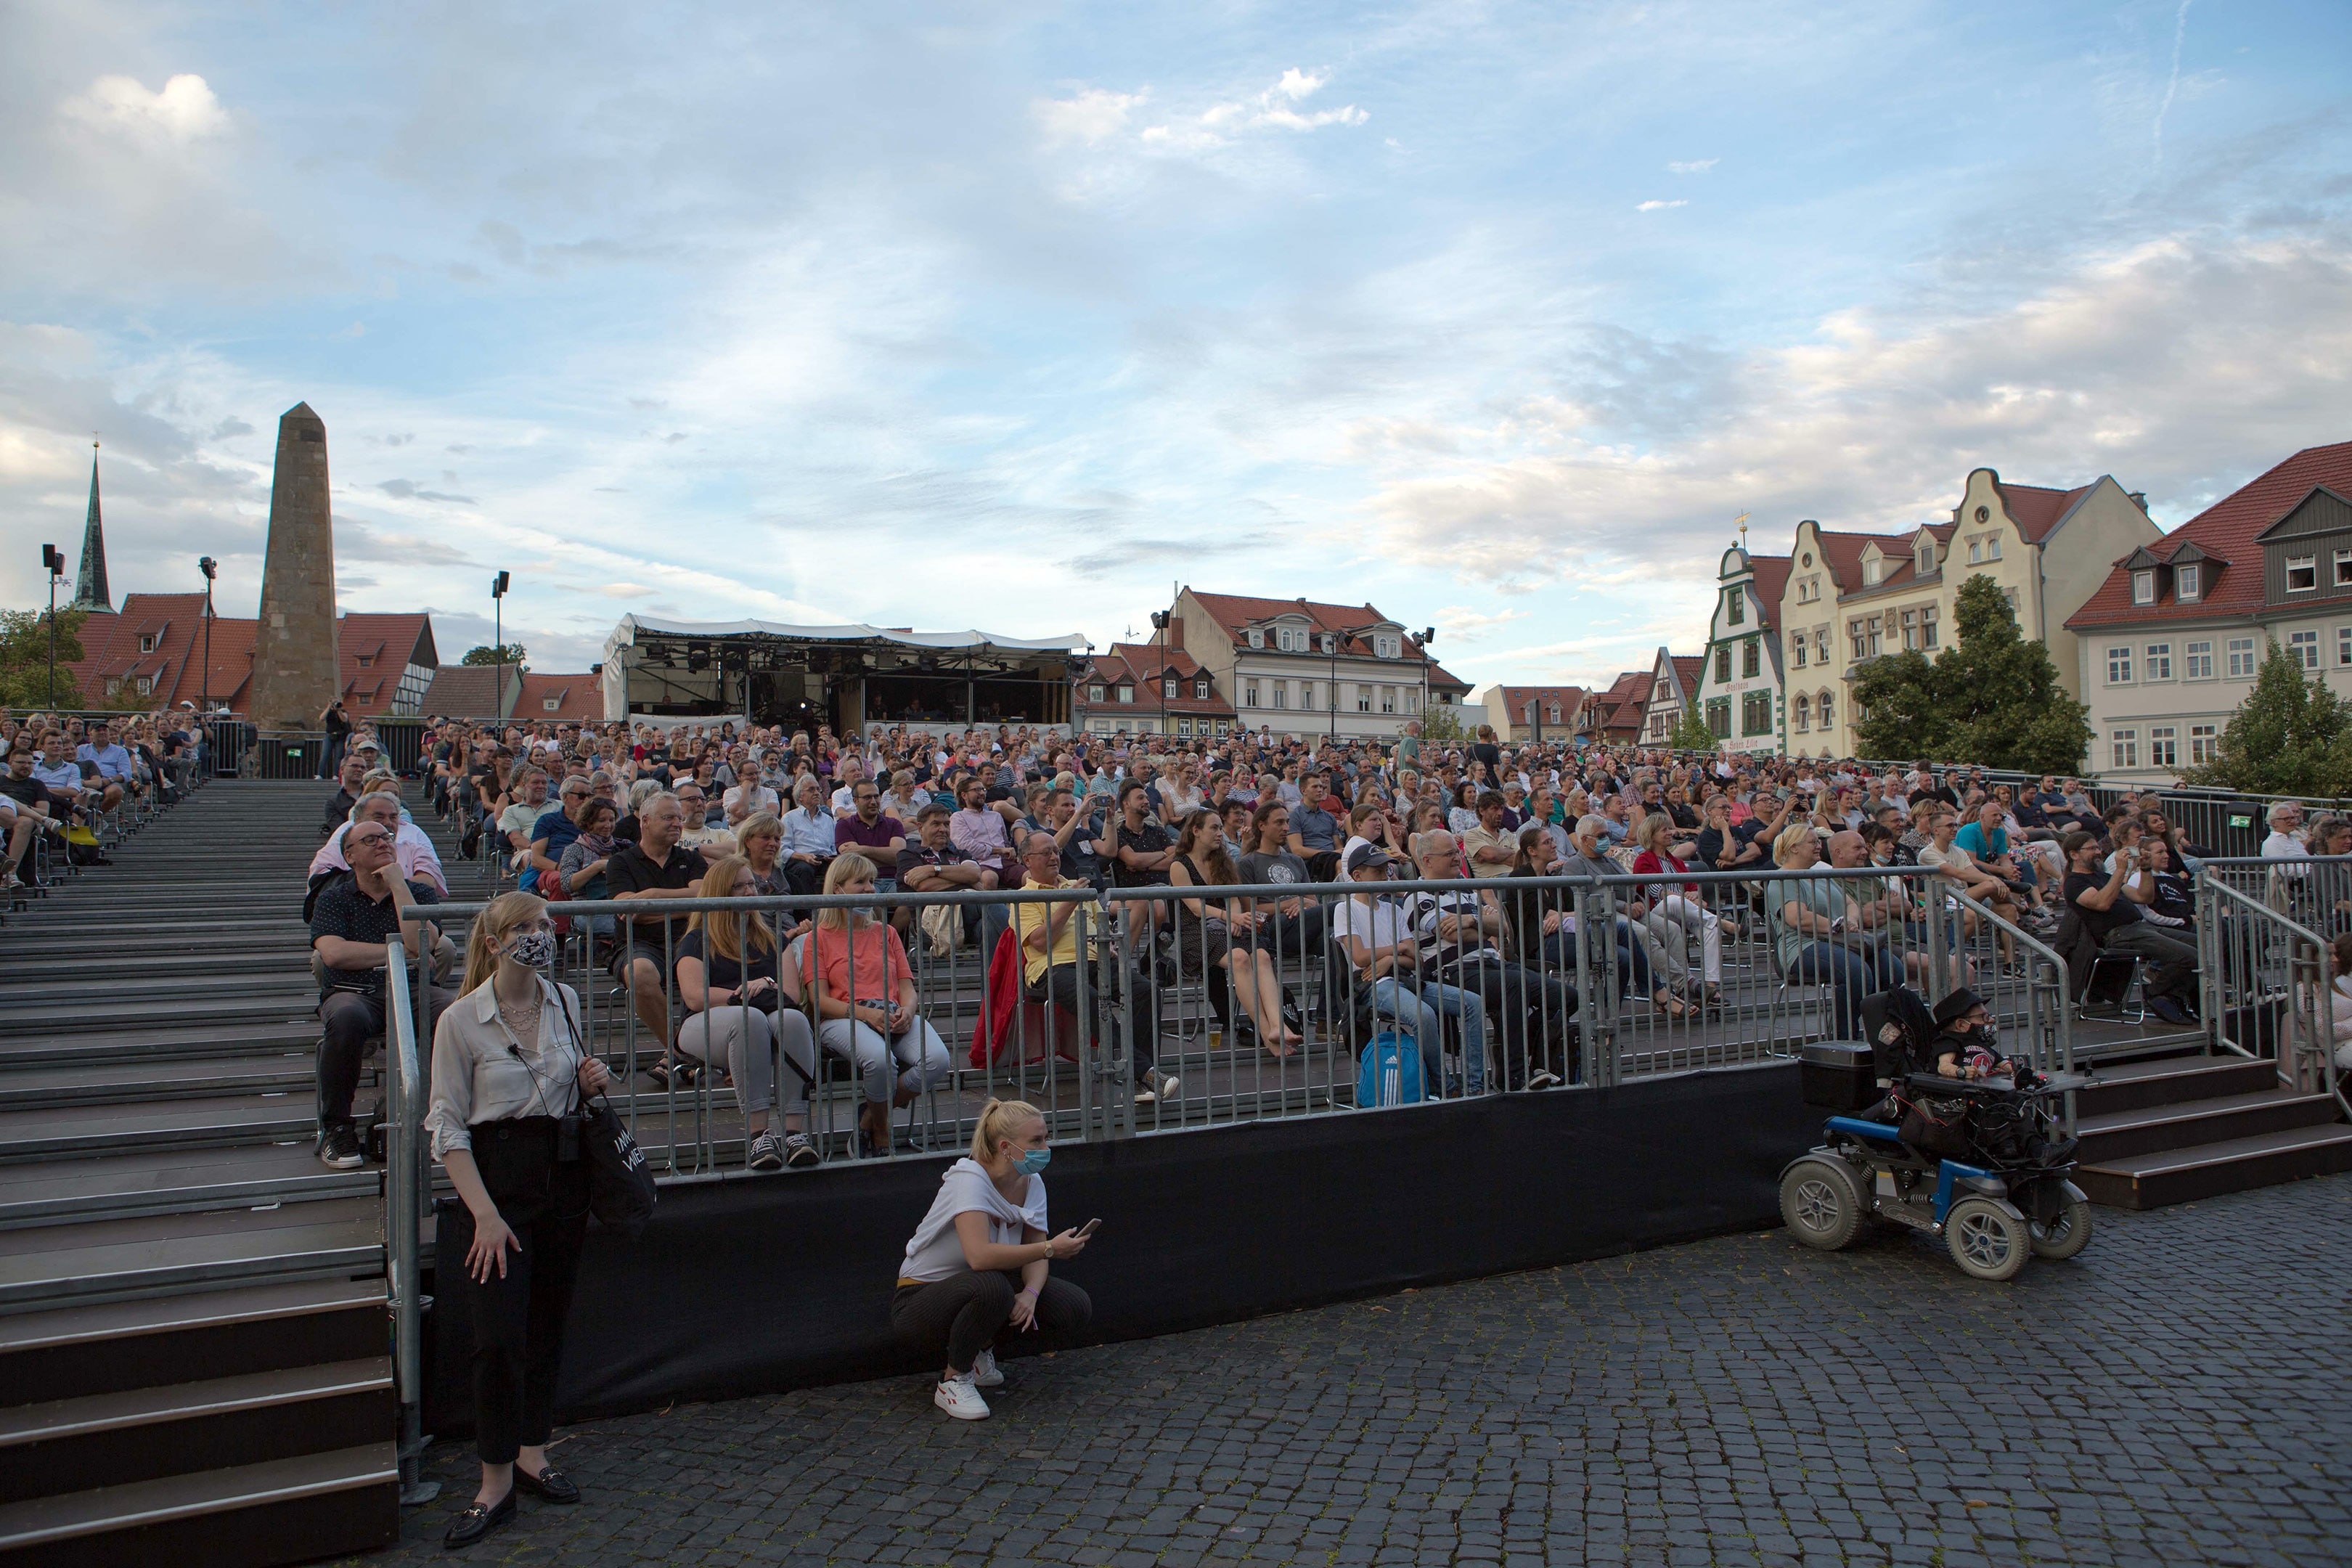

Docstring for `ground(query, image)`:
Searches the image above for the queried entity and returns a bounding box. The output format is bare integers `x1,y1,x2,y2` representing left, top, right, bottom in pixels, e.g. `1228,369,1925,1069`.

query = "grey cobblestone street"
363,1174,2352,1567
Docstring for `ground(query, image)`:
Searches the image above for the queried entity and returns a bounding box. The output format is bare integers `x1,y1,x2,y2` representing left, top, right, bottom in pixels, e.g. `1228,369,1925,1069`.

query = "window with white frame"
1900,608,1918,650
2107,646,2133,684
2184,640,2213,679
1987,534,2001,560
1863,558,1883,586
1356,685,1371,712
1193,677,1209,699
1247,629,1263,648
1968,539,1983,565
2177,563,2201,600
1921,604,1939,650
1087,683,1104,703
2131,570,2155,605
2337,548,2352,586
1815,628,1829,664
2340,626,2352,668
1302,681,1318,709
1163,675,1177,698
1548,702,1561,723
2111,729,2139,769
2144,642,2172,680
1793,637,1807,669
138,632,158,653
1405,689,1420,714
1817,690,1834,728
1242,681,1259,707
1381,687,1397,714
1916,543,1935,576
1271,682,1288,709
1116,683,1134,704
2148,727,2178,768
2291,629,2320,669
1792,694,1810,732
1375,633,1400,658
2227,637,2258,677
2288,554,2318,592
2189,723,2218,764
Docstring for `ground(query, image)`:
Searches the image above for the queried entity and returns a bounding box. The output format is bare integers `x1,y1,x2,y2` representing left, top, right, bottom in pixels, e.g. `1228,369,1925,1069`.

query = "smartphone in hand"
1077,1217,1103,1238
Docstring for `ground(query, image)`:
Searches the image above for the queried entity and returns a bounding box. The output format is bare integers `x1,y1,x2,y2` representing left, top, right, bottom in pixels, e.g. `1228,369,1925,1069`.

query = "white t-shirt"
899,1158,1046,1283
1332,897,1415,964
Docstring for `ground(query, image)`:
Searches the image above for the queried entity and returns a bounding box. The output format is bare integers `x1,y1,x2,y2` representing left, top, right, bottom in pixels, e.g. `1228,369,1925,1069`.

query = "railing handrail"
380,936,435,1503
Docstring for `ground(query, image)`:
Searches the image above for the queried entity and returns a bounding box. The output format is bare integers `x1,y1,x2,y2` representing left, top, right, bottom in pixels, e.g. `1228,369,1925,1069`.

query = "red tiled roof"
337,613,434,716
513,672,604,722
1668,656,1704,697
1746,555,1792,621
1986,481,2094,544
1082,643,1234,716
1492,686,1585,726
62,596,434,716
2065,440,2352,629
419,665,518,719
1180,588,1469,691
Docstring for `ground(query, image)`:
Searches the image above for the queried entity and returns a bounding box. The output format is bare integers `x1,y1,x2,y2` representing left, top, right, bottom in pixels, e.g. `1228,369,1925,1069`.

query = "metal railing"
381,936,438,1505
2197,873,2343,1113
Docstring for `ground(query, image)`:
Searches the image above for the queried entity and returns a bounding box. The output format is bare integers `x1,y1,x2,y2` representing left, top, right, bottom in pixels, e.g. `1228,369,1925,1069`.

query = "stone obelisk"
248,402,341,733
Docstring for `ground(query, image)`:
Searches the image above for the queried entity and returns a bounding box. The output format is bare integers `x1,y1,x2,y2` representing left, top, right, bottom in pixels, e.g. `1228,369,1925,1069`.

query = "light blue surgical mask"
1014,1148,1050,1176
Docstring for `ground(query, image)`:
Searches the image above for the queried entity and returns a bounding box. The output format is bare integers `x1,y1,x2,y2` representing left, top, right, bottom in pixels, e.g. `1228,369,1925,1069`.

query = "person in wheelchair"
1928,989,2012,1082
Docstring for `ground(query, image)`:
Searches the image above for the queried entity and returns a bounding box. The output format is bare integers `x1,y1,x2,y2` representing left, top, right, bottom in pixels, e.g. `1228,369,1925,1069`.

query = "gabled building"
1775,470,2161,758
1639,650,1706,746
2066,439,2352,783
64,595,437,717
1577,670,1652,745
1165,589,1471,741
1693,544,1792,754
1073,641,1236,739
1474,685,1586,744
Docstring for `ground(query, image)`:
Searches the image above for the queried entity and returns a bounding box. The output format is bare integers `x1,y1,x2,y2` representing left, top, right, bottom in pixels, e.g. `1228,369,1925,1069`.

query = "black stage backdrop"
427,1059,1813,1434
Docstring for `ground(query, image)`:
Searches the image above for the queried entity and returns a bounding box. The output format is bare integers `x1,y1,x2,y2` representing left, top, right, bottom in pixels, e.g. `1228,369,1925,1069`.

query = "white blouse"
425,978,585,1159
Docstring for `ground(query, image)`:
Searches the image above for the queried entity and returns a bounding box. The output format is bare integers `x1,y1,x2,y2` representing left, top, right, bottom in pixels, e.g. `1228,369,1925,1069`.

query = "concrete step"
0,1440,397,1565
2076,1122,2352,1209
0,973,314,1009
0,1199,384,1314
0,1021,322,1071
0,1056,323,1111
2074,1089,2341,1166
0,1143,373,1230
0,1096,320,1164
2073,1053,2282,1116
0,995,319,1039
0,1278,385,1405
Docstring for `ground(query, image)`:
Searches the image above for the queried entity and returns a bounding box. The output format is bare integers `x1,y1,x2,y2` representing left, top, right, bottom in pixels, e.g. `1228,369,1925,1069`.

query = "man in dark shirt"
897,801,1002,952
1906,767,1959,812
308,821,447,1168
322,755,366,837
2062,830,2194,1021
834,780,907,888
1,746,55,886
605,791,703,1048
525,775,592,894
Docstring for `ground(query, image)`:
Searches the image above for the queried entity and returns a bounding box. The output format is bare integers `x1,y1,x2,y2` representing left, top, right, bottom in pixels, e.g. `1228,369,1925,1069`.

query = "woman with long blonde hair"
805,852,949,1156
427,890,613,1548
674,856,820,1171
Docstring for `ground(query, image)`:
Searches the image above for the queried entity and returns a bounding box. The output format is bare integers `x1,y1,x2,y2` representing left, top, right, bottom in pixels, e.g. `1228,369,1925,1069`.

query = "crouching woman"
891,1098,1093,1421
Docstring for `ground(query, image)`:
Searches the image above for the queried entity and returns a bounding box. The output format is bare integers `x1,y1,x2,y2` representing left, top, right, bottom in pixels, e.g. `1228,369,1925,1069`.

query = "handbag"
553,989,656,1237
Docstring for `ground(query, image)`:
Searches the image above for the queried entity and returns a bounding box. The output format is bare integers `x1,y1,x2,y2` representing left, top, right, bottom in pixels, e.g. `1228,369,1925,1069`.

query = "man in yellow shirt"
1013,835,1176,1103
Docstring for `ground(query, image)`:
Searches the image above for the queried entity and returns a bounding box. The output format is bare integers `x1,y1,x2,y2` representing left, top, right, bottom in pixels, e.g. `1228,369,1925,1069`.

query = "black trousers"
1426,957,1579,1087
317,984,452,1126
441,1118,590,1466
1034,960,1158,1077
891,1270,1092,1374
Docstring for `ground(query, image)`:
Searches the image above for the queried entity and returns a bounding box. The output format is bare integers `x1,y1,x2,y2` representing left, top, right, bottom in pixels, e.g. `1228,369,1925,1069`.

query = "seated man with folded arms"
309,818,450,1169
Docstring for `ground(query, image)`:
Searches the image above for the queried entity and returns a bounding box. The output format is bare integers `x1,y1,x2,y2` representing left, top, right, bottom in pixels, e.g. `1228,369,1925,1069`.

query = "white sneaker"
970,1347,1005,1388
934,1373,990,1420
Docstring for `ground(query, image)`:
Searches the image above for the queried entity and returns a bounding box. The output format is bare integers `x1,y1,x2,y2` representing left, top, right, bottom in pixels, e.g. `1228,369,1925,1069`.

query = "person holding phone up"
892,1098,1095,1421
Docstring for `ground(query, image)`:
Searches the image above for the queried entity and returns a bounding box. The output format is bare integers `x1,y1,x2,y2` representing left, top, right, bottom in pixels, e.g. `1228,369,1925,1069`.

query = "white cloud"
60,73,228,145
1275,68,1326,101
1667,158,1718,174
1636,199,1687,211
1034,87,1148,148
1138,69,1368,151
1434,605,1530,642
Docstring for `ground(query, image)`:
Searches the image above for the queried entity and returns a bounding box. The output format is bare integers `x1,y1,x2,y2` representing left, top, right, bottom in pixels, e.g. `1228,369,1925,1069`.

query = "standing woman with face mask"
891,1099,1095,1421
425,891,613,1549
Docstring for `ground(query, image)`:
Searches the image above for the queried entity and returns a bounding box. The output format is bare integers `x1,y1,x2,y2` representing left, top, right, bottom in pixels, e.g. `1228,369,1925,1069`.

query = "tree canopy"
2179,640,2352,796
1670,703,1718,753
0,607,89,710
460,643,528,671
1851,575,2091,772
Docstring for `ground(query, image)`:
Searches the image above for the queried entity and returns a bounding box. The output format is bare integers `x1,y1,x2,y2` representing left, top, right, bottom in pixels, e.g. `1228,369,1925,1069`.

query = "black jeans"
1428,956,1579,1087
1034,960,1159,1079
441,1117,590,1466
891,1270,1092,1375
317,984,452,1127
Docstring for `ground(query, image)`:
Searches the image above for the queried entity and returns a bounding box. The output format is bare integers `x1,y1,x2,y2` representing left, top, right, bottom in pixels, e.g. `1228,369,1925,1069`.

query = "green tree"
1419,702,1466,746
1670,703,1717,753
2180,640,2352,796
461,643,528,671
1850,576,2091,772
0,607,89,710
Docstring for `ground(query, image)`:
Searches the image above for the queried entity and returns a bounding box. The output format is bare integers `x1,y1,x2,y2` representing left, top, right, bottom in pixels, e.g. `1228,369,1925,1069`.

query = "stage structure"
600,616,1087,734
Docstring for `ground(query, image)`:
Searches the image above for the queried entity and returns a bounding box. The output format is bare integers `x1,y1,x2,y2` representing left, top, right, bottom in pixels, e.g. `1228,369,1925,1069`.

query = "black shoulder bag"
554,987,657,1238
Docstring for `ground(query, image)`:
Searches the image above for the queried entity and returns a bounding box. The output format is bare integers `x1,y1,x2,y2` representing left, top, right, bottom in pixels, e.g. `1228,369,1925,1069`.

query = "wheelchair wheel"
2028,1196,2094,1261
1779,1156,1866,1251
1944,1196,2028,1281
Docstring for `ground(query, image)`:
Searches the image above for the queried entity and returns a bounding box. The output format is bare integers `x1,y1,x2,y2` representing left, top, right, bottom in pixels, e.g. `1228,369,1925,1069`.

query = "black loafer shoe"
513,1465,579,1504
443,1491,516,1549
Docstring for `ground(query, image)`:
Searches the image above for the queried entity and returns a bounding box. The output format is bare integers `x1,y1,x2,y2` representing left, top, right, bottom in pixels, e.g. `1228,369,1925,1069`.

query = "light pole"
41,544,64,710
1150,610,1170,743
1069,648,1092,740
1328,623,1380,741
197,557,218,712
1418,627,1436,740
491,570,510,726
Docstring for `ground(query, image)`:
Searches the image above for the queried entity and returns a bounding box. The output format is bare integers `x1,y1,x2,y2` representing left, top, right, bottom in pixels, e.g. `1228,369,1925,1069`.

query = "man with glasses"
309,820,447,1169
522,774,595,894
499,768,552,883
674,783,734,857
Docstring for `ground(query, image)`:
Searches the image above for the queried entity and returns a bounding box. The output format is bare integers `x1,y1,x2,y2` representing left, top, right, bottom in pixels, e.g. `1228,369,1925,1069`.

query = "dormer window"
1246,629,1263,649
2131,569,2156,605
2287,554,2317,592
1116,683,1134,704
1193,677,1209,700
2336,548,2352,587
2176,563,2200,601
1319,633,1336,654
1862,557,1883,587
1088,684,1105,703
1916,543,1935,576
137,633,159,654
1162,676,1177,699
1374,633,1400,658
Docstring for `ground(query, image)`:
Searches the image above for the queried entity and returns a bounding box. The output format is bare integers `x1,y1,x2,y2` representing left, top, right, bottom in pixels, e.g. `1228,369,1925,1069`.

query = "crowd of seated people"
0,708,208,891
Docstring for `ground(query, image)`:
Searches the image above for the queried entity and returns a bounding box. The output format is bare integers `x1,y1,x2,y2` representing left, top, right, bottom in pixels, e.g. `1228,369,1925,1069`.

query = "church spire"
73,440,111,612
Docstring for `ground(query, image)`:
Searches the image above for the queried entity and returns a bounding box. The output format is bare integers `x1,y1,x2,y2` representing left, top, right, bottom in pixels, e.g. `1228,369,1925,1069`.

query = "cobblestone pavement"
360,1174,2352,1567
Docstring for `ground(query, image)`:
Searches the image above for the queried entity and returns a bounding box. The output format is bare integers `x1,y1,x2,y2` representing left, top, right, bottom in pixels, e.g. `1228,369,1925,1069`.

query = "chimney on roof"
2128,492,2147,511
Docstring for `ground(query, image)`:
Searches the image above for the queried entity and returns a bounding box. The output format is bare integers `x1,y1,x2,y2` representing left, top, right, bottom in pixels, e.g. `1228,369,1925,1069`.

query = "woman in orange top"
806,851,950,1156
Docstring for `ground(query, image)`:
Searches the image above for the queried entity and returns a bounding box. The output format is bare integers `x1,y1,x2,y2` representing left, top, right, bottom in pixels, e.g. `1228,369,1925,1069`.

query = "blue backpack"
1355,1029,1426,1108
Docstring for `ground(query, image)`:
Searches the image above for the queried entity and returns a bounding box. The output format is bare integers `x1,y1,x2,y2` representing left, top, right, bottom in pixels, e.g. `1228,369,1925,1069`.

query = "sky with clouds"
4,0,2349,692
